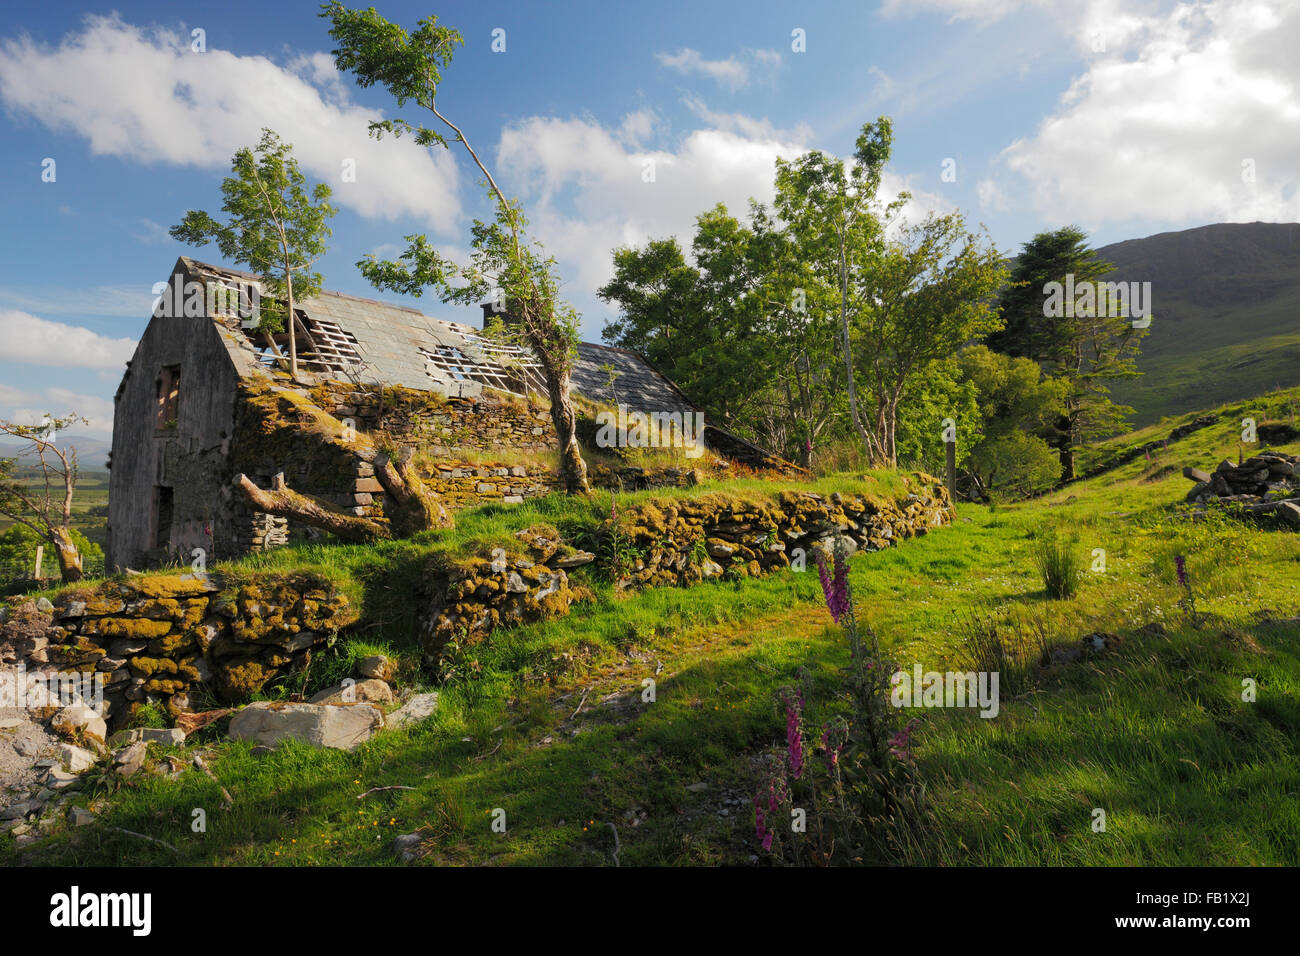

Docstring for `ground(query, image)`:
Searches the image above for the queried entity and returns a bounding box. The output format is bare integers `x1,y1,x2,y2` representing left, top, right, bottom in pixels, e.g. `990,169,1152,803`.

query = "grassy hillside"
4,389,1300,866
1096,222,1300,425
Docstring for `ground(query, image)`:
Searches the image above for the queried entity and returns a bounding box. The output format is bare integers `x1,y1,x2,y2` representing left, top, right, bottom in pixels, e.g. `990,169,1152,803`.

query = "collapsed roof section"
177,257,689,412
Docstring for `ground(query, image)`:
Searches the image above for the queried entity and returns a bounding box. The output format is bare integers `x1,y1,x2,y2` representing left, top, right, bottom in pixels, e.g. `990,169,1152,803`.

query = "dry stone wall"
416,474,954,661
0,572,355,729
608,476,954,590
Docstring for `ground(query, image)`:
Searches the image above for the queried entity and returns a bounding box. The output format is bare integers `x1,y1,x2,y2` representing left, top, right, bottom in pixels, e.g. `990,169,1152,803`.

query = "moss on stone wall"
3,571,357,728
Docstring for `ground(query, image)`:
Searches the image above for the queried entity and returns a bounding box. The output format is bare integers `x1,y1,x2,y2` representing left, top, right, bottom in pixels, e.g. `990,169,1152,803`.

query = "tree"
0,524,101,586
851,212,1008,466
986,226,1146,480
955,345,1068,499
170,128,336,381
771,119,904,463
0,414,91,583
600,204,845,466
321,2,590,494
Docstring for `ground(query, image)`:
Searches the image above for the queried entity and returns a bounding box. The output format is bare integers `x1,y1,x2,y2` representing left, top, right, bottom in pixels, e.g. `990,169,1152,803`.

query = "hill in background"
1095,221,1300,426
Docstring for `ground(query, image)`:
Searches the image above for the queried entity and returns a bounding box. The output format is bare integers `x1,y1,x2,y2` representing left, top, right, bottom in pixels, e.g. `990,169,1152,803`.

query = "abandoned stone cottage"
106,257,787,572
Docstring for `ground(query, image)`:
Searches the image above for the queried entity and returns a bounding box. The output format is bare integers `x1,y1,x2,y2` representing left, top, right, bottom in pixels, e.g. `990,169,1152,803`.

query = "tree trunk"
285,262,299,381
541,359,590,494
234,473,389,543
373,450,454,535
837,230,875,460
50,525,83,584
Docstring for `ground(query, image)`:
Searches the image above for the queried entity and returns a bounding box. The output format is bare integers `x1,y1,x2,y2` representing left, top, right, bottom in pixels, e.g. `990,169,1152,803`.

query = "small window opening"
154,486,174,550
156,364,181,430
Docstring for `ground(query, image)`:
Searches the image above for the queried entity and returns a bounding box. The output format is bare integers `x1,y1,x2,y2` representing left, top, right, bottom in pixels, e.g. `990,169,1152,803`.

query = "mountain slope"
1094,222,1300,425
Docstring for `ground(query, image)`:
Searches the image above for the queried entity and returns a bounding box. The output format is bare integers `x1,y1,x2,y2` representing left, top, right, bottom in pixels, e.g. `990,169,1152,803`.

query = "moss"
130,655,179,678
83,596,126,615
143,678,186,695
85,617,173,640
131,575,217,599
219,660,272,700
147,630,197,657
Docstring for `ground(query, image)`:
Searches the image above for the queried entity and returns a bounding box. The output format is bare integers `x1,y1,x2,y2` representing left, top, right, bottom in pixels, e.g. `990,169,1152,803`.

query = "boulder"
386,692,439,731
57,743,97,774
50,704,107,745
113,741,147,778
550,551,595,570
141,728,186,747
228,701,384,751
309,678,394,706
356,655,395,681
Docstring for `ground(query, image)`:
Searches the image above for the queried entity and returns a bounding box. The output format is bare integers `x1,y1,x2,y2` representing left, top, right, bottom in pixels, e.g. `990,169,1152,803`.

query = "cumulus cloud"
0,311,136,369
1002,0,1300,224
493,111,951,326
0,14,462,230
977,178,1009,212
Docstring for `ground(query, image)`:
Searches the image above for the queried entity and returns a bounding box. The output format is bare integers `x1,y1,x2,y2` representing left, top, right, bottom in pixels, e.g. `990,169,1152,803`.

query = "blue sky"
1,0,1296,438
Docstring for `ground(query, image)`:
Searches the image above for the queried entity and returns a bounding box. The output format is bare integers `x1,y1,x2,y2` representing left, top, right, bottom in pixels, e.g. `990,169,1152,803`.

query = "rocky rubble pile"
0,645,440,848
1183,451,1300,526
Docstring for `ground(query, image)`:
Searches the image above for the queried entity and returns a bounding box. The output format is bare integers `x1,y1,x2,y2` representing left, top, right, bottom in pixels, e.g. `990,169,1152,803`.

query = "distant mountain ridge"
0,436,111,469
1092,222,1300,426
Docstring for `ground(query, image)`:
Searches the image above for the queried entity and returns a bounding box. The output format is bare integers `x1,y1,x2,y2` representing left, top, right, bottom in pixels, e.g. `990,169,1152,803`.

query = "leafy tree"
893,357,981,475
0,414,91,582
321,2,590,493
956,345,1068,499
771,119,903,462
171,128,336,381
986,226,1146,479
851,212,1008,466
600,203,845,466
0,523,100,586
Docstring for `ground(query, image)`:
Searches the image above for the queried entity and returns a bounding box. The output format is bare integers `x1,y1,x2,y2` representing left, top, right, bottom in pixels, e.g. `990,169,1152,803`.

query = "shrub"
1031,532,1082,599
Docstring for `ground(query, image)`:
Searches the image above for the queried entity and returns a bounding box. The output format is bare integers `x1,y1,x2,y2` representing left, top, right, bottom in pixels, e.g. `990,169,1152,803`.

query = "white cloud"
1001,0,1300,225
0,311,136,369
656,48,750,91
0,284,153,318
493,112,951,326
977,178,1009,211
680,96,813,142
655,47,783,92
0,386,114,439
496,114,810,297
0,14,462,230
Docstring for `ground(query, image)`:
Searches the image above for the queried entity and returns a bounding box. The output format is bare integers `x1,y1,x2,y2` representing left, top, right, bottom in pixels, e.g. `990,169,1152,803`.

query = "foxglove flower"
815,548,851,624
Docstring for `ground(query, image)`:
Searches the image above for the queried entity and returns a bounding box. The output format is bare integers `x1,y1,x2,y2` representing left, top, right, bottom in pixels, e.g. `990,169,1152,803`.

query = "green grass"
5,420,1299,866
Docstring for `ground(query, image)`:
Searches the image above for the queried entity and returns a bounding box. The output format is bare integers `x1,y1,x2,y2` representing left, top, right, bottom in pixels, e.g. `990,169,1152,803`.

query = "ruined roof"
176,257,696,414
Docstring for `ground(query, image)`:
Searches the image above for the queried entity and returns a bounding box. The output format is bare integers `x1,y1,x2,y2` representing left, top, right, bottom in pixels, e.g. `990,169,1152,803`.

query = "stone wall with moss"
1,572,355,728
312,382,556,453
417,526,596,659
608,475,954,590
416,474,954,662
228,381,749,549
